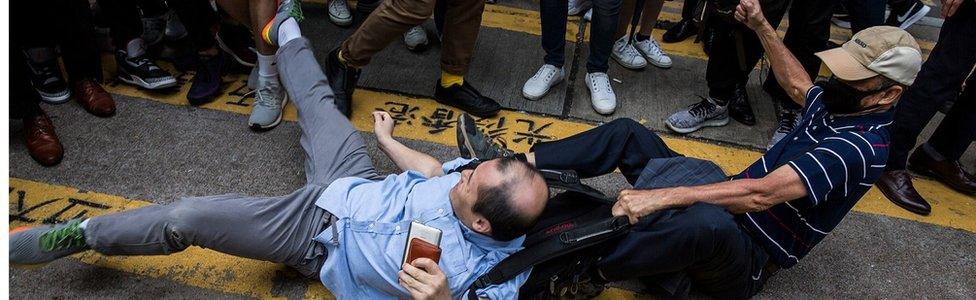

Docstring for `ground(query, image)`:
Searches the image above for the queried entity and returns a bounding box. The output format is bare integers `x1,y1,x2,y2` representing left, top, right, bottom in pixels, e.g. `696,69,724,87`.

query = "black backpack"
465,169,632,299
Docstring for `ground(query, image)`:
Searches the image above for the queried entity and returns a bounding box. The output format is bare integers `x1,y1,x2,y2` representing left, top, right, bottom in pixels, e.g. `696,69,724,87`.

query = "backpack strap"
538,169,615,204
465,216,631,299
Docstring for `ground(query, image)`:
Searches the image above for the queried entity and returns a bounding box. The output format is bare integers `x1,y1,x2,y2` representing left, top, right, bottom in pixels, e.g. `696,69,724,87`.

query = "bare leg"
615,0,638,39
250,0,277,55
637,0,665,36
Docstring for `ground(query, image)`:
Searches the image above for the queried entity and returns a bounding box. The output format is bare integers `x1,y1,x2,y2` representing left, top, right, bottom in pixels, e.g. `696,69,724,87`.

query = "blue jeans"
540,0,622,73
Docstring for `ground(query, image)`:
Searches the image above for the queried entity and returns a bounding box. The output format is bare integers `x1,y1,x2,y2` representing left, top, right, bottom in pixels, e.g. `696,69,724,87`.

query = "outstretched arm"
735,0,814,105
374,111,445,178
612,165,808,223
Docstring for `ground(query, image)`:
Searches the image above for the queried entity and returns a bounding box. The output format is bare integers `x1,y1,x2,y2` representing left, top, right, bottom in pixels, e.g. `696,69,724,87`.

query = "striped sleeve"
786,132,885,206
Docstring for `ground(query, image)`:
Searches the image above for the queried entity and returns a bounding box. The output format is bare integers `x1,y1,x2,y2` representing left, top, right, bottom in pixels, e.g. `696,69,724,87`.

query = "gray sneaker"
403,26,429,52
767,108,801,149
248,76,289,131
665,96,729,134
10,219,89,266
456,113,513,160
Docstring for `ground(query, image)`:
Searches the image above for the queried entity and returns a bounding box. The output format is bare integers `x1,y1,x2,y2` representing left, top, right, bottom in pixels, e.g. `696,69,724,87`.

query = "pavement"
8,0,976,299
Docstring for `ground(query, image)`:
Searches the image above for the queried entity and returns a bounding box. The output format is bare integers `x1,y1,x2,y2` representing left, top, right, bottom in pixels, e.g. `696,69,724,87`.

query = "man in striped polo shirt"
457,0,923,297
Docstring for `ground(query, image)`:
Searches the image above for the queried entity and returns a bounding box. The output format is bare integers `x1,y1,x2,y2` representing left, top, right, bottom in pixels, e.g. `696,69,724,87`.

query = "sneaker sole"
38,91,71,104
216,35,257,67
248,96,289,131
665,117,729,134
118,75,178,90
9,227,52,270
612,55,647,70
457,114,478,159
329,14,353,27
522,77,564,101
405,42,429,52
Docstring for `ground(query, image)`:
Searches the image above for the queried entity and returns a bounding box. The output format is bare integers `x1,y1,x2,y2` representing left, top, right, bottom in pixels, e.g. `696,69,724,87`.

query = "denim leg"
540,0,568,68
586,0,622,73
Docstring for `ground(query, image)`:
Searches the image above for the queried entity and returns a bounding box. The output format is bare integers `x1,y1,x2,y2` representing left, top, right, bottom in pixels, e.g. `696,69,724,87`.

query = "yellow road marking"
8,178,321,299
97,59,975,234
8,177,640,299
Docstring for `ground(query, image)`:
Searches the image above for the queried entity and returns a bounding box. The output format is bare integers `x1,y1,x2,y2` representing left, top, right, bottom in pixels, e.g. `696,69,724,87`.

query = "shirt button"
812,125,817,130
395,225,401,231
437,208,444,214
793,137,799,141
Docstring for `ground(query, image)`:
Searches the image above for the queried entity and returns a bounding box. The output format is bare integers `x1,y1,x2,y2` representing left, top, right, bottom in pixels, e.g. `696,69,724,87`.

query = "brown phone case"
405,238,442,265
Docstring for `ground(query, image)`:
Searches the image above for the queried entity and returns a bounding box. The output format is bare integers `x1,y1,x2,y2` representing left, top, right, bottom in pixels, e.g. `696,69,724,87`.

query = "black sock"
635,34,650,41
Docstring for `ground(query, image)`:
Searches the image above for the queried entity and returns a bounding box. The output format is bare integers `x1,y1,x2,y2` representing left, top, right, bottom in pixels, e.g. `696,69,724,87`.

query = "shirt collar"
458,220,525,254
826,108,894,130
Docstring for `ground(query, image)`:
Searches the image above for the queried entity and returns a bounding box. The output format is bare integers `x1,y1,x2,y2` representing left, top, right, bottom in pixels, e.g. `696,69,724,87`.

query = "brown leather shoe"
72,79,116,117
24,111,64,166
908,147,976,194
876,170,931,215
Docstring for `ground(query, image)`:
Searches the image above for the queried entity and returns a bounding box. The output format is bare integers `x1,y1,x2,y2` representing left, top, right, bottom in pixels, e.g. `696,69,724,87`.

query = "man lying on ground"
9,2,548,298
457,0,921,297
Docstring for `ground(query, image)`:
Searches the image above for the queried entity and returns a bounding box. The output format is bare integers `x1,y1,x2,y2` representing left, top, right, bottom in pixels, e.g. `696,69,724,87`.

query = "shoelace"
688,96,717,118
405,27,425,41
643,39,665,56
329,0,347,13
776,111,800,134
39,220,85,252
533,66,557,81
589,74,612,95
247,86,282,109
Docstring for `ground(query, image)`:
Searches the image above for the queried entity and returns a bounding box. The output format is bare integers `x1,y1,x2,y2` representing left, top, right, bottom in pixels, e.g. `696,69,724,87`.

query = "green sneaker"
456,113,513,160
10,219,89,266
261,0,304,47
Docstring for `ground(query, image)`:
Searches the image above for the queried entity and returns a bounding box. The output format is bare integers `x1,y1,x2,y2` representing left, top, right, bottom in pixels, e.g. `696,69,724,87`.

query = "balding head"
449,158,548,241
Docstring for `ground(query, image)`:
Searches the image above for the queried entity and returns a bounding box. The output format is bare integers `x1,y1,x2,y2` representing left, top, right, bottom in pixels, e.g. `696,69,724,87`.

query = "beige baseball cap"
815,26,922,86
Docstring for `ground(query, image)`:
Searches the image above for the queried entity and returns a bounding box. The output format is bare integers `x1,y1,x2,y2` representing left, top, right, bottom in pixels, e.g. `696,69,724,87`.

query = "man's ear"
471,217,492,236
877,85,904,106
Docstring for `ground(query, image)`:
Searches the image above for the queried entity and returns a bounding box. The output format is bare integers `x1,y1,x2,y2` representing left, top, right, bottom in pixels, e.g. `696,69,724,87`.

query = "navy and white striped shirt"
733,85,892,268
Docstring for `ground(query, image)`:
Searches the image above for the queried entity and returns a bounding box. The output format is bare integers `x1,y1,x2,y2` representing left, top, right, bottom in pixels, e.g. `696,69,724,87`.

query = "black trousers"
15,0,102,83
10,47,44,120
168,0,220,51
706,0,836,108
530,119,771,298
887,1,976,170
96,0,168,48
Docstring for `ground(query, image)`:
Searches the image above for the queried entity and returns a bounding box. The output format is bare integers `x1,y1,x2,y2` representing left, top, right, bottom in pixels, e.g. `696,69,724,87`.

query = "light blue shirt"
313,158,531,299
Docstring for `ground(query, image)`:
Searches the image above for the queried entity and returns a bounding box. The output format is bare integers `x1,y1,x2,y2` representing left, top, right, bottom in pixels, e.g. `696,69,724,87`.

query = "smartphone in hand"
402,221,442,268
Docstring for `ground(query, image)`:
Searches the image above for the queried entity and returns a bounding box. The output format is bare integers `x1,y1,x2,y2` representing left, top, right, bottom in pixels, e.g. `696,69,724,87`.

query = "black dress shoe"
876,170,931,215
324,47,360,117
662,19,698,43
434,81,502,118
908,146,976,194
728,84,756,126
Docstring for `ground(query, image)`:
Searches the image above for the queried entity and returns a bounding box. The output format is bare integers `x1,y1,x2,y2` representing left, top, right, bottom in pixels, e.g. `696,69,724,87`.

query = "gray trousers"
85,38,379,278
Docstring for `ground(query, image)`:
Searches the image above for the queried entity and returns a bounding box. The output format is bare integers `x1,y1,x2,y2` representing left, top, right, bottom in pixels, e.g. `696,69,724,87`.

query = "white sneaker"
403,26,429,51
633,37,672,68
585,72,616,114
522,64,565,100
583,8,592,21
328,0,353,27
612,37,647,70
568,0,592,15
